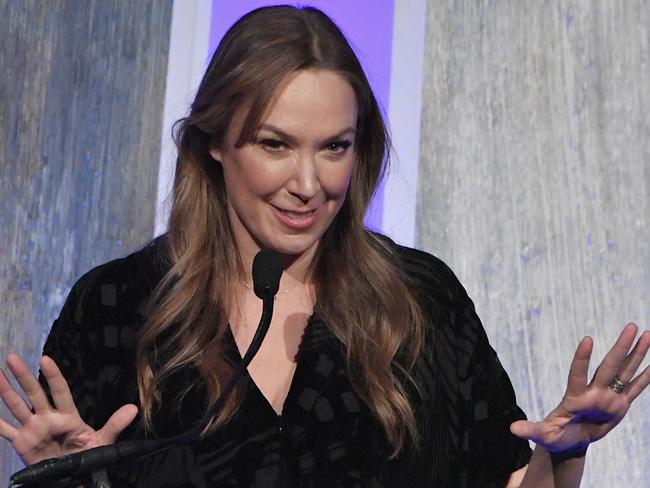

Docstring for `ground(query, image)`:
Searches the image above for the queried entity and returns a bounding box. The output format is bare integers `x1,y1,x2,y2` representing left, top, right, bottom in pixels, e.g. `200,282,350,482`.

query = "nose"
287,153,320,202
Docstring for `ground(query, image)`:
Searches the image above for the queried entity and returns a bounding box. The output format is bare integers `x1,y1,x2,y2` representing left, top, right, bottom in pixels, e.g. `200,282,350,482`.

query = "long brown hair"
137,5,425,457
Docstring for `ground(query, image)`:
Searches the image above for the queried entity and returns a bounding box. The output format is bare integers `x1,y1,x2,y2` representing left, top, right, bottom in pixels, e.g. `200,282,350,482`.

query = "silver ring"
608,376,626,394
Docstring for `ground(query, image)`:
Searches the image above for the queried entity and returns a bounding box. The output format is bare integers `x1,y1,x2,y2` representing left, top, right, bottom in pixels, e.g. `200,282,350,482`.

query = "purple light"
209,0,394,231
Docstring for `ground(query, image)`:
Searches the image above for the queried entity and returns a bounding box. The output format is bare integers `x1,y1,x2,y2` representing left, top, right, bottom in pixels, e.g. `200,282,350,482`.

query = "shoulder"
47,234,171,349
63,235,170,320
369,232,491,385
72,234,170,294
41,236,171,427
373,234,533,483
369,231,470,323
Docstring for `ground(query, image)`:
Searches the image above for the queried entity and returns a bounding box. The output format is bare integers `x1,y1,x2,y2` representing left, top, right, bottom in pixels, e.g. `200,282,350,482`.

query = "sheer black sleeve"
451,276,532,485
39,267,108,429
38,241,166,435
386,244,532,487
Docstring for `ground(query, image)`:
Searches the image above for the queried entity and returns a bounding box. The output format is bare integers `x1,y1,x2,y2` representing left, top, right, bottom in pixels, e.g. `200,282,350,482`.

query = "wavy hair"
136,5,425,457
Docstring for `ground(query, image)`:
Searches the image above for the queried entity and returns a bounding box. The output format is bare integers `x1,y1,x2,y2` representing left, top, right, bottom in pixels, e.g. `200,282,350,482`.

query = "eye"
258,139,287,152
323,140,352,154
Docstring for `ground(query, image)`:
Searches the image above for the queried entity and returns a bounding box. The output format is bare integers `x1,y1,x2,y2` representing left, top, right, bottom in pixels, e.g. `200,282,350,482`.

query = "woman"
1,5,648,487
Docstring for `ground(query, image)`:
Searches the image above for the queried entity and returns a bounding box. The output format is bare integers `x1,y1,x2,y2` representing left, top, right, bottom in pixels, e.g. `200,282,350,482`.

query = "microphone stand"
11,287,277,488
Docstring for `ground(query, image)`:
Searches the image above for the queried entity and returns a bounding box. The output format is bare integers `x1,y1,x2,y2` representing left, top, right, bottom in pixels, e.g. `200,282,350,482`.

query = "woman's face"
210,69,358,261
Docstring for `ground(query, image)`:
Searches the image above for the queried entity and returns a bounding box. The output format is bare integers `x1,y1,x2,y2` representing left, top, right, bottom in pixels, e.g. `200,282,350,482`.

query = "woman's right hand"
0,353,138,465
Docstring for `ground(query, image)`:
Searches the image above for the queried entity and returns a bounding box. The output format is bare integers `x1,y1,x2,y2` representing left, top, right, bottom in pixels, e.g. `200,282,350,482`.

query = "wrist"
549,443,588,464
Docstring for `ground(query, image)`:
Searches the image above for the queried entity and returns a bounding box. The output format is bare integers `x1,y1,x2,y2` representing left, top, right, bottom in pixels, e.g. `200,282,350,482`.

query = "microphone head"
252,249,284,299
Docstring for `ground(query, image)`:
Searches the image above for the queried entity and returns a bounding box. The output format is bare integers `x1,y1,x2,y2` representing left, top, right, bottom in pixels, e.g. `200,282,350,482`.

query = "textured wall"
417,1,649,486
0,0,172,480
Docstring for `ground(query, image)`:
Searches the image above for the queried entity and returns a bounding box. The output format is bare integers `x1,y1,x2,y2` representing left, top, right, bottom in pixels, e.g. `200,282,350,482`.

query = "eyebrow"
257,123,356,142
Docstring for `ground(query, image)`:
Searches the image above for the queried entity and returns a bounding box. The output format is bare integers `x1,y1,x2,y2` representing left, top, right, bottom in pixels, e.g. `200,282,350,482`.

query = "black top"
40,235,532,487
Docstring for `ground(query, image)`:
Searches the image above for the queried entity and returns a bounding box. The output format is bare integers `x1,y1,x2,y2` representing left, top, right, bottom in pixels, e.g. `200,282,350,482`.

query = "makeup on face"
210,69,359,262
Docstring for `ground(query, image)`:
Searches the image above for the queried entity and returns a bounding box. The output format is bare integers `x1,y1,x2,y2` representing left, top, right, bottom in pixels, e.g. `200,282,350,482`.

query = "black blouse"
40,235,531,487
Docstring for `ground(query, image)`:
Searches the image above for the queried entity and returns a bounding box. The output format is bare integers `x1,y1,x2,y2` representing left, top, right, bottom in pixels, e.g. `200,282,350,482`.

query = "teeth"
281,210,313,219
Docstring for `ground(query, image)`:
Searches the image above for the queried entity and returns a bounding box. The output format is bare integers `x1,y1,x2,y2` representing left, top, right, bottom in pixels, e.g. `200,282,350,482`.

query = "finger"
97,404,138,444
0,368,32,424
510,420,542,442
592,323,638,388
40,356,79,415
624,364,650,402
566,336,592,396
0,416,19,442
6,353,51,412
617,330,650,383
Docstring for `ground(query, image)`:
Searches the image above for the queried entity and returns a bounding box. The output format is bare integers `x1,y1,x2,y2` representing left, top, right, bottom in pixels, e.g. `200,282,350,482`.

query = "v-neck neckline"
224,314,318,418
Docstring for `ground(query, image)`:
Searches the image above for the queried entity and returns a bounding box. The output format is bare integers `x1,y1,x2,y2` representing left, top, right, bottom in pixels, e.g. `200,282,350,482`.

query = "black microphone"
252,248,284,298
11,249,284,487
9,439,166,485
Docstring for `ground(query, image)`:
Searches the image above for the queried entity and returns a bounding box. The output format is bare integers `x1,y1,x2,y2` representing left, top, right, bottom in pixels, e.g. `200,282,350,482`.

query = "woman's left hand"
510,323,650,454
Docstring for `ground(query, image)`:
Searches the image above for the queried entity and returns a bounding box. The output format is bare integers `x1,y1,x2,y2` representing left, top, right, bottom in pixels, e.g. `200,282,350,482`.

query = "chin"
269,234,320,257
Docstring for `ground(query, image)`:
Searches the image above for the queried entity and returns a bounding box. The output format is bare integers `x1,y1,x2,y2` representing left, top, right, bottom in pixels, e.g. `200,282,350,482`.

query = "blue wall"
0,1,173,480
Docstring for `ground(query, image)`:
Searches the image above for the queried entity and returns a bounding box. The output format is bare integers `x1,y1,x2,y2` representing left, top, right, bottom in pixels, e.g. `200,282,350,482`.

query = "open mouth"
270,205,318,229
277,208,315,218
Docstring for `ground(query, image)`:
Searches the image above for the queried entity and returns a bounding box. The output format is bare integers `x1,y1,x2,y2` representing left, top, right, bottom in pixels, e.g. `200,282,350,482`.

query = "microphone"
11,249,284,487
252,248,284,298
9,439,166,486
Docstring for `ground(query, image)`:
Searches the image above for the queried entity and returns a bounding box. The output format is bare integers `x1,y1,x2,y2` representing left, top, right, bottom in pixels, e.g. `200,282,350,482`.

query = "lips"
279,209,315,218
270,204,318,229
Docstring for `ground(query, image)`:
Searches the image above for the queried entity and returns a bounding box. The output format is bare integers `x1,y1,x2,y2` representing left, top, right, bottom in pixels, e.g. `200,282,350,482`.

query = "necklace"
241,277,316,298
241,280,292,296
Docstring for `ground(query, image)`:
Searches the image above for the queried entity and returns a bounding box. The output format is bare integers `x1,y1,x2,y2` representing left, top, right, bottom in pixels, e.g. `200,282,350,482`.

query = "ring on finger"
608,376,627,394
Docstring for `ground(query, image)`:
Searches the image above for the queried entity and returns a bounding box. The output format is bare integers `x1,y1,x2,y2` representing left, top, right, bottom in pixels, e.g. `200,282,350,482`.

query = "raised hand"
0,353,138,465
510,323,650,453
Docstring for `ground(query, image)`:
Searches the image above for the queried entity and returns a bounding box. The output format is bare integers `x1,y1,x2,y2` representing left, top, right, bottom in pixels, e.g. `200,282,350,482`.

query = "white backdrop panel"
417,1,649,486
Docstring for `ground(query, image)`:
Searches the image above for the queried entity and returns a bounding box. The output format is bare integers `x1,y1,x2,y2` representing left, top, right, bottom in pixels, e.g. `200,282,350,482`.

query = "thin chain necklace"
241,280,298,296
